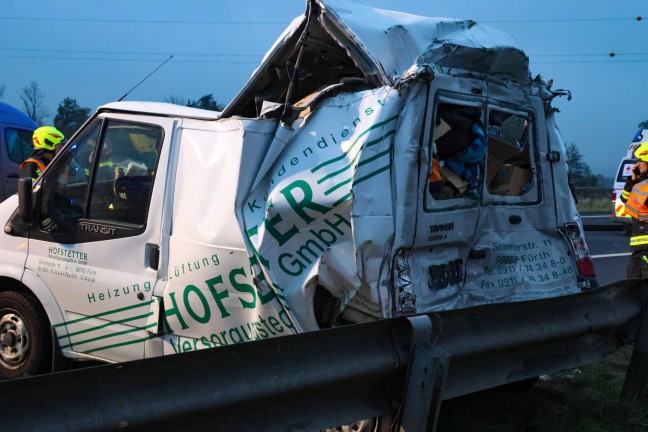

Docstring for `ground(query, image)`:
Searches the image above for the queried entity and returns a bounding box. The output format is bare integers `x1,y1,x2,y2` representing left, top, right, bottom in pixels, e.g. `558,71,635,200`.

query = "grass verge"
437,345,648,431
576,198,613,214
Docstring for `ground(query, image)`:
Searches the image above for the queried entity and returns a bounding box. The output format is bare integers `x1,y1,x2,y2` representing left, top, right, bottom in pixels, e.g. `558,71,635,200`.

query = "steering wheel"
113,176,138,202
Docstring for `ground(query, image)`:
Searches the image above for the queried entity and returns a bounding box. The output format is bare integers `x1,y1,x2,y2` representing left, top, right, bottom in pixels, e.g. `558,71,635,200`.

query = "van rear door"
405,80,580,313
404,81,486,313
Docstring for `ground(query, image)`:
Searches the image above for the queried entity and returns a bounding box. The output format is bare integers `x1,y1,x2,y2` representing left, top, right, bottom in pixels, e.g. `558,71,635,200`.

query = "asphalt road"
581,214,630,286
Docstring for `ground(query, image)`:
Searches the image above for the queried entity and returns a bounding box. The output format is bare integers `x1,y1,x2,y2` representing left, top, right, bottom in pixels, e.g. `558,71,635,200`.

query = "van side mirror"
17,177,33,223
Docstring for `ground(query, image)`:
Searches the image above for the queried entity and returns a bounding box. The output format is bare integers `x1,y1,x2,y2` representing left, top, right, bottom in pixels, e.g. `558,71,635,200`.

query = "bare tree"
20,81,49,123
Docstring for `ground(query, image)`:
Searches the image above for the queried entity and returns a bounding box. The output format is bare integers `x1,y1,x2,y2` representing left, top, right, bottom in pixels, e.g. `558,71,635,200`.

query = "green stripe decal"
316,129,395,185
324,149,390,196
354,164,391,186
58,312,154,339
61,322,157,349
333,193,352,207
53,300,154,328
324,177,353,196
82,333,161,354
357,148,391,168
311,116,398,173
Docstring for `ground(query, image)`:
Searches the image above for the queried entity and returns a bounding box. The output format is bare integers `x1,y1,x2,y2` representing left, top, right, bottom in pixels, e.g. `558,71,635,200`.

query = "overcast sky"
1,0,646,178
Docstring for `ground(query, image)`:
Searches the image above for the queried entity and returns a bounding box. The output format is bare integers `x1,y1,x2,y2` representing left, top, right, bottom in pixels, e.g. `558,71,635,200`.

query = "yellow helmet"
635,141,648,162
33,126,64,151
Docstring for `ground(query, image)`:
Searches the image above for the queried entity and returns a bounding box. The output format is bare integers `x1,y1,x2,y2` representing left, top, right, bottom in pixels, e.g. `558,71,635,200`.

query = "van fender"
0,258,26,282
20,268,66,332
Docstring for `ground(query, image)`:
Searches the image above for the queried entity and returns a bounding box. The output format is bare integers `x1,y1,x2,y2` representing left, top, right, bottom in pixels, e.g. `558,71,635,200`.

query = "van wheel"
0,291,51,379
624,225,632,235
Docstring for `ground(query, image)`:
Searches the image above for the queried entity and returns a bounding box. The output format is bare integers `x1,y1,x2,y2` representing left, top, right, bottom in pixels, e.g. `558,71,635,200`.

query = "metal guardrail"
1,279,647,431
435,279,647,399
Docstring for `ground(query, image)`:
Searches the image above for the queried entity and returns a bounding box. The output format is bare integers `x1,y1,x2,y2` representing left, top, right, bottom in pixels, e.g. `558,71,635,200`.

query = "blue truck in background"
0,102,38,201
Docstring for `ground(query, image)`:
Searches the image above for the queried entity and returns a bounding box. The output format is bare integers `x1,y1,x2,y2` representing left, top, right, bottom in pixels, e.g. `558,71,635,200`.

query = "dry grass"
437,345,648,431
576,198,614,214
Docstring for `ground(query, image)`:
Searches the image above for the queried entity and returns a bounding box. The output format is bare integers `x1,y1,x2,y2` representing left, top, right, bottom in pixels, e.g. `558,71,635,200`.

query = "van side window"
38,119,163,237
486,109,535,197
5,127,33,164
428,103,486,201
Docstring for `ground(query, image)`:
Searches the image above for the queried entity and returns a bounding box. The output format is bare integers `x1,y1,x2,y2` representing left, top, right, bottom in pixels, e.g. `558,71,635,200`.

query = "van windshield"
617,159,636,182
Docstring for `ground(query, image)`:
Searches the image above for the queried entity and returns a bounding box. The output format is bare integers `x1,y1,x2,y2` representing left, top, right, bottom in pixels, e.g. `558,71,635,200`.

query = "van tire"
624,225,632,235
0,291,51,379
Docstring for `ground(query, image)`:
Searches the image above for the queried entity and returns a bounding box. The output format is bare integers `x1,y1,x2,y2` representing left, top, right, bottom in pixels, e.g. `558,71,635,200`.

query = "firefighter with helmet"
19,126,65,181
621,141,648,277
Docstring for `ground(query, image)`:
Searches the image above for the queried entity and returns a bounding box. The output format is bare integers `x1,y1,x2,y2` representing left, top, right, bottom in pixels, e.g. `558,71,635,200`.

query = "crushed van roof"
316,0,530,82
223,0,530,118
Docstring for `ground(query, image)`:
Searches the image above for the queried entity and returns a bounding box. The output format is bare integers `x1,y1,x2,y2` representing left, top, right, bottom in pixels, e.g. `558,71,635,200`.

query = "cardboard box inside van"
487,136,532,195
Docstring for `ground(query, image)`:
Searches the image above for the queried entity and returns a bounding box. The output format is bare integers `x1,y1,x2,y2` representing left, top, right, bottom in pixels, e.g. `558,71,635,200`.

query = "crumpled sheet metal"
242,87,402,331
318,0,529,82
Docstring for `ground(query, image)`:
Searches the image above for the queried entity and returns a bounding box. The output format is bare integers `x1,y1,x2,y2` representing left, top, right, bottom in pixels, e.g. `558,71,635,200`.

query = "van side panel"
160,119,295,355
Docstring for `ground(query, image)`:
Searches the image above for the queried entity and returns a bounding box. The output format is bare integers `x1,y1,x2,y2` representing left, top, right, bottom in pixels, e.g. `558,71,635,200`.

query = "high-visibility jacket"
19,157,47,179
624,178,648,248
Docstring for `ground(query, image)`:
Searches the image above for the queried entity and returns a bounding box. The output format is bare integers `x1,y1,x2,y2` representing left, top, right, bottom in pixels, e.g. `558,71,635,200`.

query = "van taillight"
562,222,598,289
612,191,617,201
575,256,596,276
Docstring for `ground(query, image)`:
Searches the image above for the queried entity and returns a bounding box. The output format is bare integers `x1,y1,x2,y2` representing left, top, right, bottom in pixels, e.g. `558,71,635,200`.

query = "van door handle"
509,215,522,225
7,174,19,179
147,243,160,270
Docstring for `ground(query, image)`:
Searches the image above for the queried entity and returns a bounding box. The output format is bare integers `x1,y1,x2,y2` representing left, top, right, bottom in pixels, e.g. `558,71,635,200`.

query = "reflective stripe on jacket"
624,179,648,221
630,234,648,248
19,157,46,174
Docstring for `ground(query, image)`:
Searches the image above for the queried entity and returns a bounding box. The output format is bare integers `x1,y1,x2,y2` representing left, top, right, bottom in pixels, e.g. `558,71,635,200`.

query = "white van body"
612,129,648,233
0,0,596,377
0,102,38,202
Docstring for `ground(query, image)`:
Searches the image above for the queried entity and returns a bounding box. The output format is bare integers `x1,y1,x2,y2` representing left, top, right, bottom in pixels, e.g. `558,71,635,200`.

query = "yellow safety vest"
625,180,648,247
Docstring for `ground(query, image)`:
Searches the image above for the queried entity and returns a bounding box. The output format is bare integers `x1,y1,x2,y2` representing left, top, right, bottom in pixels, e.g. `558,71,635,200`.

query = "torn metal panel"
318,0,529,81
222,0,529,118
242,87,402,331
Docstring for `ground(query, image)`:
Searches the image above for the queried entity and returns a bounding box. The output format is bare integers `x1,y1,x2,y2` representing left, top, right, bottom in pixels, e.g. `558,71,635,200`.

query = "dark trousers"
627,249,648,278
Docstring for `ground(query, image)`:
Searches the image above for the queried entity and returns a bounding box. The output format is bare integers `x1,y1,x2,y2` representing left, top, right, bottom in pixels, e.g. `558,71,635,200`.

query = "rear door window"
617,159,636,182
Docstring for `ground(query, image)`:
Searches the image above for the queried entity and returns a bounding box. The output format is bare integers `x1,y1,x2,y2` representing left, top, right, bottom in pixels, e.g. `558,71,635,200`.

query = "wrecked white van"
0,0,595,378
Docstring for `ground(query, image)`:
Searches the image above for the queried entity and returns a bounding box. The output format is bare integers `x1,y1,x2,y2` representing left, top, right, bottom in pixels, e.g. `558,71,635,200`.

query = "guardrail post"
621,297,648,400
398,315,450,432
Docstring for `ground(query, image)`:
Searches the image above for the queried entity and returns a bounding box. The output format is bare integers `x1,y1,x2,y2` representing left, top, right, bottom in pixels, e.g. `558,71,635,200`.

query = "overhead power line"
1,47,647,63
0,16,643,25
531,52,648,57
0,16,286,25
483,16,643,23
2,53,647,65
533,59,648,64
0,54,261,64
0,47,265,58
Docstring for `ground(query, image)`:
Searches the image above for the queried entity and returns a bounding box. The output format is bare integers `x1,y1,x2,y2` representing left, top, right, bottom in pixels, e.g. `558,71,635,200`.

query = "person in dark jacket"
19,126,65,180
621,141,648,278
